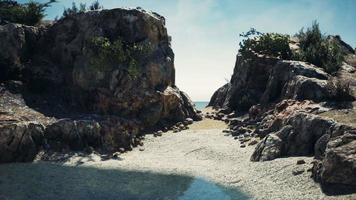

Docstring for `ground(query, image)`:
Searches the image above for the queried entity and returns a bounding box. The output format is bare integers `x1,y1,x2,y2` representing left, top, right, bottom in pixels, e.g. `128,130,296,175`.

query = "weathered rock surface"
0,8,201,163
208,36,356,190
0,122,44,163
209,55,354,112
311,128,356,190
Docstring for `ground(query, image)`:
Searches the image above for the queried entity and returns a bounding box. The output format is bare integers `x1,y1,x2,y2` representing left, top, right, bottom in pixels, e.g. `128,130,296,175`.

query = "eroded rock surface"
208,36,356,190
0,8,201,163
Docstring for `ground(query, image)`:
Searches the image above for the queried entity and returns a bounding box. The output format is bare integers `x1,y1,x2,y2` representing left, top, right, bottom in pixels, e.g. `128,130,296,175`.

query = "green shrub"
239,29,292,59
87,37,126,70
62,0,103,18
0,0,56,26
294,21,344,73
89,0,103,11
86,36,152,79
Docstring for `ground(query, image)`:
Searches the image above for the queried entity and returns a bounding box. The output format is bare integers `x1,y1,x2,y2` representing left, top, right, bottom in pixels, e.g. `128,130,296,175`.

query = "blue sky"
19,0,356,101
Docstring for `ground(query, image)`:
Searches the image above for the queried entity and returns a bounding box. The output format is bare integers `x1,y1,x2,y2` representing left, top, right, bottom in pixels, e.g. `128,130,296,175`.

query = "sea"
194,101,209,111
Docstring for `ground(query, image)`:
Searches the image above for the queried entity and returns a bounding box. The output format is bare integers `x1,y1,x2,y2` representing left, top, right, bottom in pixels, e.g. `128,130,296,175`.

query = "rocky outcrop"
0,8,201,163
246,100,356,189
208,54,353,112
208,83,230,108
0,122,44,163
311,126,356,190
208,37,355,190
251,111,335,161
0,23,45,81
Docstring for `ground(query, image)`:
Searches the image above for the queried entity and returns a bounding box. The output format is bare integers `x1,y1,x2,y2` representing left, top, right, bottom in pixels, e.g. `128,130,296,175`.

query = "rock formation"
209,35,356,190
0,8,201,163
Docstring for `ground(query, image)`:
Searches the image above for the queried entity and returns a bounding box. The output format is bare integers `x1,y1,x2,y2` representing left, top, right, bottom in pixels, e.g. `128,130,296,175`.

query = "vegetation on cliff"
239,21,345,73
86,36,152,79
62,0,103,18
0,0,56,25
239,28,292,60
294,21,344,73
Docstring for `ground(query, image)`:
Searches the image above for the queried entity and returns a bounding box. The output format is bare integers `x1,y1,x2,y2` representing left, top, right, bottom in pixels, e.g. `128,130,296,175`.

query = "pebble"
296,159,306,165
292,168,305,176
139,147,145,151
240,144,246,148
112,152,121,159
156,131,163,136
248,140,258,146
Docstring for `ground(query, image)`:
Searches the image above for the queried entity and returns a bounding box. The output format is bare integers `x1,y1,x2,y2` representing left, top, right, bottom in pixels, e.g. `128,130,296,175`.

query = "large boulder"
208,83,231,108
251,112,335,161
0,122,44,163
0,8,201,163
208,54,352,112
311,126,356,190
0,23,44,81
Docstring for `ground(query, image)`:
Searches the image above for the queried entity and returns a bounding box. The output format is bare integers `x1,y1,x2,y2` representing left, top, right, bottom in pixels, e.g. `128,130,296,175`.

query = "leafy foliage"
62,0,103,18
294,21,344,73
87,36,152,79
326,78,354,101
0,0,56,26
239,28,292,59
89,0,103,11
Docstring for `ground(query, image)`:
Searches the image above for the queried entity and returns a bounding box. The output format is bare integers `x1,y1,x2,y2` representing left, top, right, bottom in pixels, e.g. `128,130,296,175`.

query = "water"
0,163,250,200
194,101,209,111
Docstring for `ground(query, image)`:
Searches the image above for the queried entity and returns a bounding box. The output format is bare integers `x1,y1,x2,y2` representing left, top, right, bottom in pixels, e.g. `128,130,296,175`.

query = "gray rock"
312,133,356,187
292,168,305,176
0,122,44,163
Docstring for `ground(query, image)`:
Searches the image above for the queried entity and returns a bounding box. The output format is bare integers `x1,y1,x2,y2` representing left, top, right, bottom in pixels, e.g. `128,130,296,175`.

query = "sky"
19,0,356,101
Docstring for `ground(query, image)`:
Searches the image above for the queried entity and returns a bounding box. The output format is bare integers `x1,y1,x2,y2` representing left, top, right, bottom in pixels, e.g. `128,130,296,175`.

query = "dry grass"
319,102,356,126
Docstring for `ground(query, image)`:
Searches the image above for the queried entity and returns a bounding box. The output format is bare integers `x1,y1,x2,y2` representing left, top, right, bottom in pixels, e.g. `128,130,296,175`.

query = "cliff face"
208,37,356,190
0,8,201,163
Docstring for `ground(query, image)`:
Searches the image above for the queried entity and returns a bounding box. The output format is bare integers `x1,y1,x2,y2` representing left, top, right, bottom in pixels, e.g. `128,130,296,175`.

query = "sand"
1,114,355,199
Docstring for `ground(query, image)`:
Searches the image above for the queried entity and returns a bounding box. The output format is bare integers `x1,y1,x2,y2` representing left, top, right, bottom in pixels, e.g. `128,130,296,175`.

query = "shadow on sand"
0,163,249,200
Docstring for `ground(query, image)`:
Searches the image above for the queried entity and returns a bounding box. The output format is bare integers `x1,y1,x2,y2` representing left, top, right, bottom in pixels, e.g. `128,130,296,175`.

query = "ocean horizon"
194,101,209,110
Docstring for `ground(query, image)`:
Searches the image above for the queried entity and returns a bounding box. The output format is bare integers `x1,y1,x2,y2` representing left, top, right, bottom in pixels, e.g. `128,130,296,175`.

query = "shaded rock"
312,133,356,187
292,168,305,176
296,159,306,165
208,54,350,112
251,133,282,161
0,8,202,163
251,113,335,161
248,140,258,146
208,83,231,109
0,122,44,163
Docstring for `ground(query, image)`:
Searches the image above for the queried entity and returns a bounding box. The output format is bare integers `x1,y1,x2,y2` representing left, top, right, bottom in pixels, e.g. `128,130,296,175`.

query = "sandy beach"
1,114,355,200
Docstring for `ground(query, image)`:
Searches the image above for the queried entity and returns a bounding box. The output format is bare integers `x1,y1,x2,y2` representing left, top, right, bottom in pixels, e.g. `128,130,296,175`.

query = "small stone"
84,146,94,154
292,168,305,176
138,141,144,146
296,159,306,165
118,148,125,153
240,144,246,148
248,140,258,146
185,118,194,125
156,131,163,136
222,129,230,133
112,152,121,159
139,147,145,151
234,136,238,140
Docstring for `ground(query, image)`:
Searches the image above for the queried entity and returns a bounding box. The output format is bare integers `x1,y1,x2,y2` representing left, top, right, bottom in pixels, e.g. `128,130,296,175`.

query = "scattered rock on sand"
248,140,258,146
296,159,306,165
292,168,305,176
